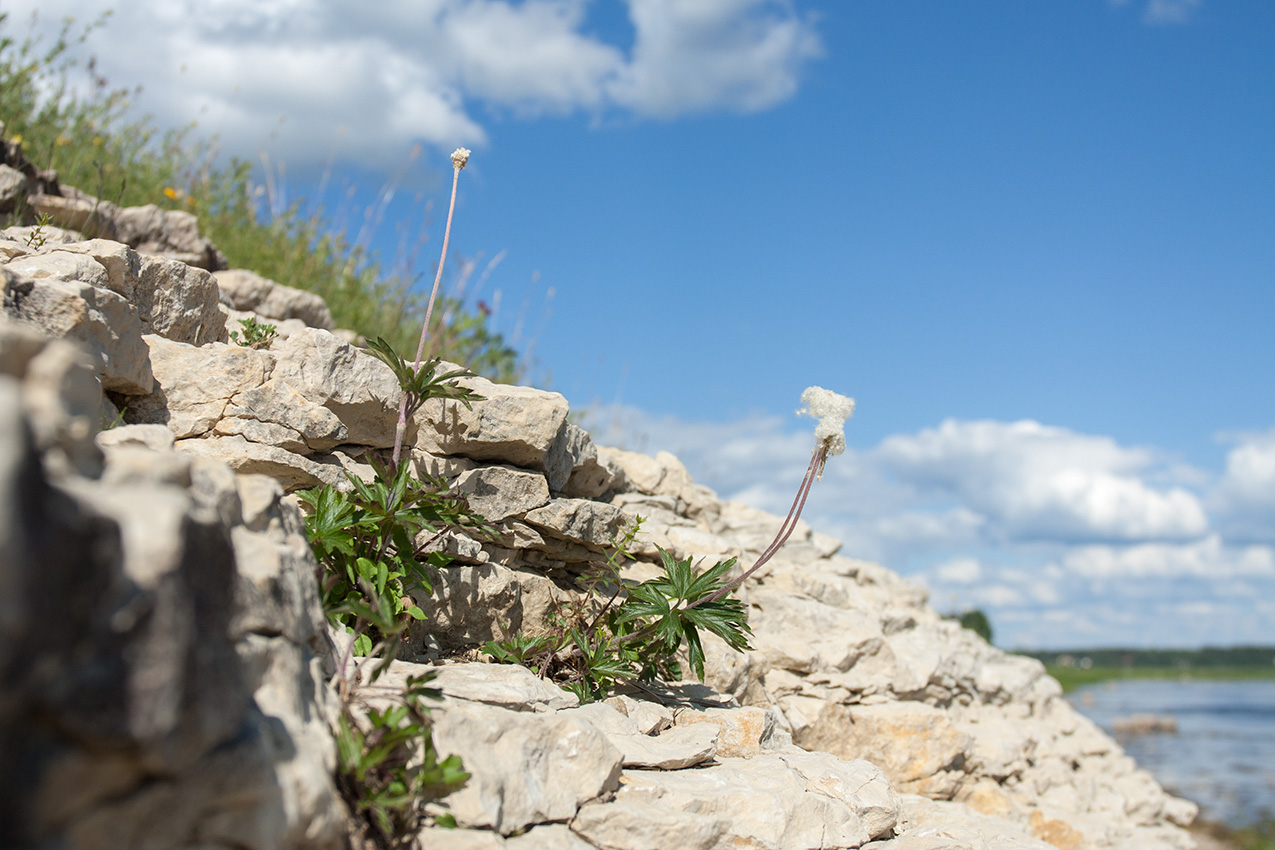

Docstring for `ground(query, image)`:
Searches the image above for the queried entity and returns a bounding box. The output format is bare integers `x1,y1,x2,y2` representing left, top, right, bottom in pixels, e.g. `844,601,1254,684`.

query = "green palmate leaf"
684,596,753,652
297,485,357,557
365,336,485,419
336,714,363,769
617,581,672,624
483,632,560,666
364,336,418,389
301,458,491,665
683,623,707,680
685,557,738,599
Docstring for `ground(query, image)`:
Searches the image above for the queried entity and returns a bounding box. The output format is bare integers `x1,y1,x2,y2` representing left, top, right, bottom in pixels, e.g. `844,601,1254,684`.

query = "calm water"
1068,679,1275,827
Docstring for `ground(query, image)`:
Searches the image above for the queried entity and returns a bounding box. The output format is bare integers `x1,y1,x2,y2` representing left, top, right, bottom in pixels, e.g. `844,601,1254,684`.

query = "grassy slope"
0,12,517,379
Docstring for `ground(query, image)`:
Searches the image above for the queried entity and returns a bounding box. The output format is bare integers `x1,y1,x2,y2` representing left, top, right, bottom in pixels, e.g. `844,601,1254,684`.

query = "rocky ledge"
0,172,1201,850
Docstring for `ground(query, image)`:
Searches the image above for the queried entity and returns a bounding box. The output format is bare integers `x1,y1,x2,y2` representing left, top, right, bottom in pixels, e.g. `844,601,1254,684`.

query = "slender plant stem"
414,164,462,366
691,445,827,608
391,162,463,470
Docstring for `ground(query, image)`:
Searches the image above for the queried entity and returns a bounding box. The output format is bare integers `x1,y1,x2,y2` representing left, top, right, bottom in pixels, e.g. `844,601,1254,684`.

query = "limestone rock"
572,800,729,850
8,241,225,346
0,163,27,213
674,705,780,759
523,497,633,552
12,327,105,477
3,265,153,394
795,702,973,799
96,423,176,453
415,375,571,484
408,562,568,652
866,795,1057,850
215,268,335,329
431,697,623,834
612,751,898,850
563,702,719,769
613,724,719,770
176,434,349,491
127,335,269,437
272,327,401,447
606,693,674,735
26,192,118,239
549,421,614,499
131,252,227,344
112,204,225,270
219,379,349,452
455,464,551,521
419,661,580,712
0,360,345,848
415,824,597,849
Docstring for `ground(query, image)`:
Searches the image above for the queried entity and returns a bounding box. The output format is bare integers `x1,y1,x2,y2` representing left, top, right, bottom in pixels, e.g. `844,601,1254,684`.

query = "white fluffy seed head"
798,386,854,457
451,147,471,169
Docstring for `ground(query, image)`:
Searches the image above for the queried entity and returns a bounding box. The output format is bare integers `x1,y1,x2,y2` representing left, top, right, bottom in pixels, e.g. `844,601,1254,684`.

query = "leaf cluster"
301,458,488,842
485,519,753,703
20,212,54,249
298,457,493,676
336,673,469,848
228,315,278,350
364,336,482,421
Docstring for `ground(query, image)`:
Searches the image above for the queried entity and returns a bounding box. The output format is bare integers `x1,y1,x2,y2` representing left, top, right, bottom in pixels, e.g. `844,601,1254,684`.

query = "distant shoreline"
1011,646,1275,692
1044,664,1275,692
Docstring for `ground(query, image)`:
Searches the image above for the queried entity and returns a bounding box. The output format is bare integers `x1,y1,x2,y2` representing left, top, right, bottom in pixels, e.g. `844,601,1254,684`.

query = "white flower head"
451,147,471,169
798,386,854,458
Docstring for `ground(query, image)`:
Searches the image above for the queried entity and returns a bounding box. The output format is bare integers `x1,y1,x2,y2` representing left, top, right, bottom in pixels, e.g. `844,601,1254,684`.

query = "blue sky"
9,0,1273,649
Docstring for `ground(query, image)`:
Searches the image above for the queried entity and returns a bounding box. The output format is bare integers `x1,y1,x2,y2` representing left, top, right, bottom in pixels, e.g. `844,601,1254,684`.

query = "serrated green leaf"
686,557,738,599
684,623,706,680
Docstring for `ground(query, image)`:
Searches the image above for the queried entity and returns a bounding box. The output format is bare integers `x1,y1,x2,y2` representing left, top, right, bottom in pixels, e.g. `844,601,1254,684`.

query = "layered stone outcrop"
0,321,344,849
1,189,1202,850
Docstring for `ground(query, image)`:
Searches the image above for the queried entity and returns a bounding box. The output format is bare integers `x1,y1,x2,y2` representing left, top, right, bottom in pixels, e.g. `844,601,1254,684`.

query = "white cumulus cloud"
1062,535,1275,581
876,419,1209,544
4,0,822,168
1143,0,1203,25
1210,428,1275,543
609,0,822,117
1109,0,1203,25
934,557,982,584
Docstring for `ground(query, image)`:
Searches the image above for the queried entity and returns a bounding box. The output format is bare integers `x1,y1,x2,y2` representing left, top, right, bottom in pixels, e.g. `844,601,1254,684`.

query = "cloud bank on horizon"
5,0,822,167
586,405,1275,650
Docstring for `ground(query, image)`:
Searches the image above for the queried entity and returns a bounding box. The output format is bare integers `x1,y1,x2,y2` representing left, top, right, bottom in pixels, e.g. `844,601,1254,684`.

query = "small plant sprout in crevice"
228,315,278,349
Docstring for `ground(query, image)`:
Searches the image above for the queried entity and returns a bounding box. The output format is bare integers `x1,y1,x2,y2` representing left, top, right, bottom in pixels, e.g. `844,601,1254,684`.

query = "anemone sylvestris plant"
388,147,471,470
486,385,855,701
693,385,854,606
